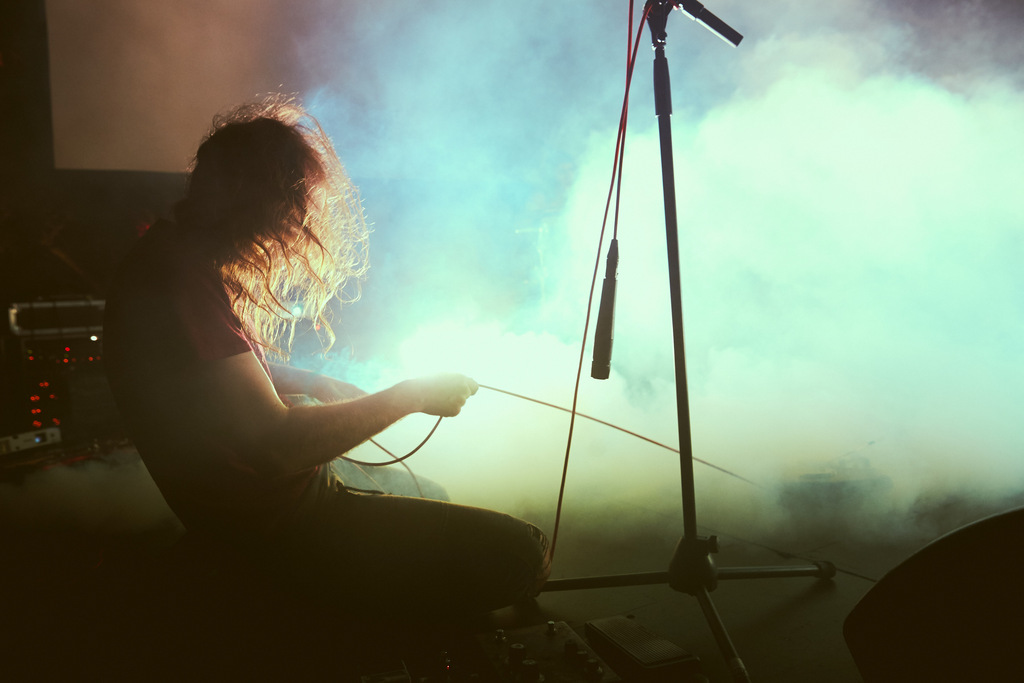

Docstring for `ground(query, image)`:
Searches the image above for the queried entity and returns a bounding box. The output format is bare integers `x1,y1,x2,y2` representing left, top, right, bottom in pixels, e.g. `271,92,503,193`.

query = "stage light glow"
34,0,1024,552
297,0,1024,544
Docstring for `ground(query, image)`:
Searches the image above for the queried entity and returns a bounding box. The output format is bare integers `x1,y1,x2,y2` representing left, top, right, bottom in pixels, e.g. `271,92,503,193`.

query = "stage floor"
2,444,1019,682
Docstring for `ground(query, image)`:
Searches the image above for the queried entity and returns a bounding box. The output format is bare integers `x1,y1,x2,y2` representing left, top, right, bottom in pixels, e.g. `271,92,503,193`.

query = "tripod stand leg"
696,587,751,683
718,561,836,581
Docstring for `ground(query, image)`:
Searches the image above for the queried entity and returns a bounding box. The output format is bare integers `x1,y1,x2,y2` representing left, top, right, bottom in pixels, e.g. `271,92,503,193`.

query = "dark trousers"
263,465,550,618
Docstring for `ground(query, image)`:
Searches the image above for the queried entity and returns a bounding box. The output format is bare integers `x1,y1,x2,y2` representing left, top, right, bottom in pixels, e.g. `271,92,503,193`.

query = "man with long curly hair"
103,95,549,616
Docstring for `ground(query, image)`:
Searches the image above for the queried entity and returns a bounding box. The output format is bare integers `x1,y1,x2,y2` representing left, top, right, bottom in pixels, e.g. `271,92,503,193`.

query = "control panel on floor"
477,620,620,683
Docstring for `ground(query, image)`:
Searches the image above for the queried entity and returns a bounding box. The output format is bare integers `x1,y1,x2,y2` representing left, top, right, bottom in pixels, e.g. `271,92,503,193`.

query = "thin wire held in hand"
339,416,443,468
478,383,760,488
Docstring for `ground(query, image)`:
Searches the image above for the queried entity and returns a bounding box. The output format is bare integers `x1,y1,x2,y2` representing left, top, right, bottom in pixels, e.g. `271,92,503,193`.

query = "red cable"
548,2,652,564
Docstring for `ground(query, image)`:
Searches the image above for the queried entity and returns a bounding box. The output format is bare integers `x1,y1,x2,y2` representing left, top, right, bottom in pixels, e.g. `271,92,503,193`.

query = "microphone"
591,238,619,380
675,0,744,47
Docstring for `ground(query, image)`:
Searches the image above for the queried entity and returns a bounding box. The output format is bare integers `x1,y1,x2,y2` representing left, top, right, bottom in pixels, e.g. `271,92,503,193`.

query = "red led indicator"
52,418,61,426
32,420,42,428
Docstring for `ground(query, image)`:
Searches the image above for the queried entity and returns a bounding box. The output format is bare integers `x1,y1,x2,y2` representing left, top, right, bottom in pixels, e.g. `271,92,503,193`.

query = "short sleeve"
169,266,252,363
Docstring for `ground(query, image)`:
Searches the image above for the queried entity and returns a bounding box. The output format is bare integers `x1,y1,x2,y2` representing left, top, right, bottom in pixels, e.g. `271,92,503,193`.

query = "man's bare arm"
184,351,476,477
267,362,367,402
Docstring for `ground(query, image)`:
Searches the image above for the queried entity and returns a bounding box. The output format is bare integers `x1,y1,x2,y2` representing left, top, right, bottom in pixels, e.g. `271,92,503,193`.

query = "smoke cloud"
0,447,182,539
296,0,1024,559
38,0,1024,572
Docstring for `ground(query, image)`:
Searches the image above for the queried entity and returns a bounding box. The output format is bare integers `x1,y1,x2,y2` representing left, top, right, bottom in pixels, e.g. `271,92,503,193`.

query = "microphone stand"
540,3,835,681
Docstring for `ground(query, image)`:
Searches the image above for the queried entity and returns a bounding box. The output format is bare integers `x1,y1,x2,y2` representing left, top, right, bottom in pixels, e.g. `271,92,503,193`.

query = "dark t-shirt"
104,220,318,538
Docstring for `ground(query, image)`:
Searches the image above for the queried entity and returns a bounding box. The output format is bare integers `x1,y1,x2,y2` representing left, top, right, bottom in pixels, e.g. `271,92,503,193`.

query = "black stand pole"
541,3,835,681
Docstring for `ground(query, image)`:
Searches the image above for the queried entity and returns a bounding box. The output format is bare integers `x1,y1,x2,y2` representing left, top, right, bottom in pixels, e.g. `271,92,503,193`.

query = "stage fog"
10,0,1023,577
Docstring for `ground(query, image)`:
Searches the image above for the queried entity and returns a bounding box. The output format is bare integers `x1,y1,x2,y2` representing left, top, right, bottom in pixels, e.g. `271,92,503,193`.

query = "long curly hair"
174,94,369,360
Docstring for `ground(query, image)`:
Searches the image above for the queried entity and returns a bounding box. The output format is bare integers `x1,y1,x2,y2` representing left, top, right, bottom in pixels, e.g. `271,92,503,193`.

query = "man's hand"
403,373,479,417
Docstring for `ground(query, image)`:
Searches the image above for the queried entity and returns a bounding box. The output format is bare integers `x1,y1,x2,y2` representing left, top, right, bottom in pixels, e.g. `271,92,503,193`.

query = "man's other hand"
310,376,368,403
